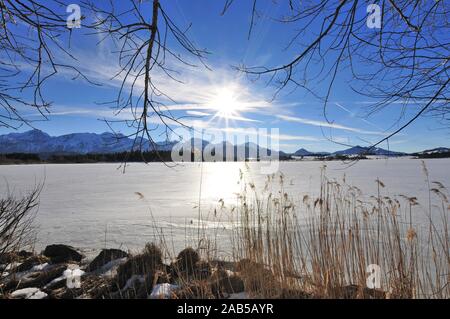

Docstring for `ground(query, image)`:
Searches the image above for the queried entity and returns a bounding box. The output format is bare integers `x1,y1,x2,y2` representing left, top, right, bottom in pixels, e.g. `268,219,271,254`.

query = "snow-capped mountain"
0,129,176,154
0,130,284,157
1,130,445,158
415,147,450,155
332,145,406,156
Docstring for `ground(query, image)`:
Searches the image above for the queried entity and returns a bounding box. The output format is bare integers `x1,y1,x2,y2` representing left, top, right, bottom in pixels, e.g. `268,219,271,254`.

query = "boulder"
43,244,83,263
87,249,129,272
210,268,244,297
0,251,36,265
17,251,33,259
171,247,199,277
115,244,163,289
2,264,67,292
12,255,49,273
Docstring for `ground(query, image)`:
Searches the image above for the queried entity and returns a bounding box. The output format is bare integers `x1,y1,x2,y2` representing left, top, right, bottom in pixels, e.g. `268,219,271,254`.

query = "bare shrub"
0,186,41,267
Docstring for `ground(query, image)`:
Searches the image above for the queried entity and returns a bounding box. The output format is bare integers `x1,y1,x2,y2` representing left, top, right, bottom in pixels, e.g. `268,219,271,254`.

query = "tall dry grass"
223,163,449,299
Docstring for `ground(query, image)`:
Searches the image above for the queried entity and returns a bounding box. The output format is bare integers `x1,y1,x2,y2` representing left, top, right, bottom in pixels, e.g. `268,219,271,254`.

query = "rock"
194,261,211,280
0,251,33,265
171,247,200,277
0,252,18,264
43,244,83,263
87,249,129,272
48,286,82,299
2,264,67,292
210,269,244,297
12,255,49,273
17,251,33,259
108,274,151,299
115,243,163,289
141,243,163,272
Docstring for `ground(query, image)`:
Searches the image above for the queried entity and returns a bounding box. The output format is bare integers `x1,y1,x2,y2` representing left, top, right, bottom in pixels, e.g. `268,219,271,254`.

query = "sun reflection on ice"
200,162,247,204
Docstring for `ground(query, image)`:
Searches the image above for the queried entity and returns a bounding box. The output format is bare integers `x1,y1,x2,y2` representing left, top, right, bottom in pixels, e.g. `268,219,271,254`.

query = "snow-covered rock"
10,287,48,299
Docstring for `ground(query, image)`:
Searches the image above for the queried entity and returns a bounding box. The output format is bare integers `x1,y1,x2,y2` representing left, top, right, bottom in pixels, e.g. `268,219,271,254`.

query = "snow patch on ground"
44,264,84,288
11,287,48,299
97,257,128,278
122,275,145,291
31,263,50,272
228,292,249,299
4,262,22,271
149,283,179,299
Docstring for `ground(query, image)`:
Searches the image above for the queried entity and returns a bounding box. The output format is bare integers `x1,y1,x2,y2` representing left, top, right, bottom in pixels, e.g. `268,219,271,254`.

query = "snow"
149,283,179,299
10,288,48,299
31,263,50,271
4,262,22,271
0,159,448,253
228,292,248,299
0,129,176,154
44,264,84,289
97,257,128,278
122,275,145,291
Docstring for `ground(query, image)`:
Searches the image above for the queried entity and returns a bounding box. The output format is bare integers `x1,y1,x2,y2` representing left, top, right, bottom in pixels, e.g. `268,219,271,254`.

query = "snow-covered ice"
0,159,448,253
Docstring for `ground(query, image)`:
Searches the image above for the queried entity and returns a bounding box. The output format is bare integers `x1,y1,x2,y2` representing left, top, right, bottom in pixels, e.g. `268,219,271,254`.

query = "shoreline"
1,155,447,166
0,243,387,299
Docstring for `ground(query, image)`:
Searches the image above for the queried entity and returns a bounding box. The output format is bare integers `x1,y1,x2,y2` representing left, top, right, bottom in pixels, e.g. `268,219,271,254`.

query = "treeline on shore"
0,151,291,164
1,151,448,164
0,151,173,164
412,151,450,159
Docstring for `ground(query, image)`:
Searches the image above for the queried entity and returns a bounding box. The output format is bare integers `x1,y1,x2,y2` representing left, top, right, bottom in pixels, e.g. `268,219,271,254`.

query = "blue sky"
1,0,448,153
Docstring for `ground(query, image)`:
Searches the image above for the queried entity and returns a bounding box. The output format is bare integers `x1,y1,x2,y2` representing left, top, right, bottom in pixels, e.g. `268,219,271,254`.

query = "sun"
209,86,242,118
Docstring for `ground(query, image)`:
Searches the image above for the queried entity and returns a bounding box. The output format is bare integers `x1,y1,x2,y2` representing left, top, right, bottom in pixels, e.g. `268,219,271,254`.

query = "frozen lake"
0,158,448,255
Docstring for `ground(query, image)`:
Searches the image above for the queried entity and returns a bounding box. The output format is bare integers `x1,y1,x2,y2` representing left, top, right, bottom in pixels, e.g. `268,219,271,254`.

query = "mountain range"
0,129,175,154
0,130,285,159
0,129,447,157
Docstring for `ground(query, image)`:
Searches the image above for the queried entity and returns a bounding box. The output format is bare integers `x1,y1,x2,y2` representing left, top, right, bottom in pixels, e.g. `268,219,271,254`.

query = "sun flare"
209,86,242,118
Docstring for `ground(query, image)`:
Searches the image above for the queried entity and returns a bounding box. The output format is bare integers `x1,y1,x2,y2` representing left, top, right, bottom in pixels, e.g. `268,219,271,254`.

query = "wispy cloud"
212,127,321,142
276,114,385,135
53,41,276,124
186,110,211,116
